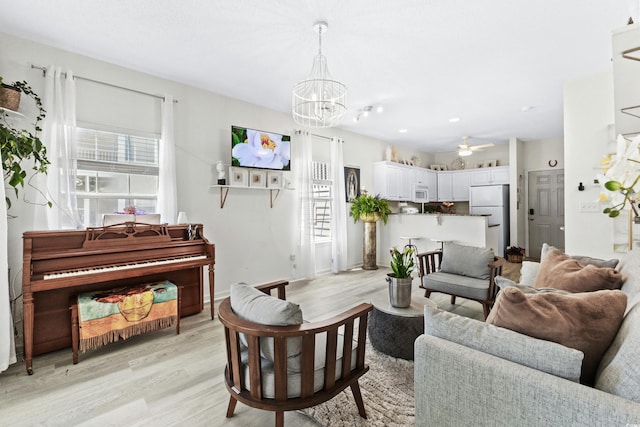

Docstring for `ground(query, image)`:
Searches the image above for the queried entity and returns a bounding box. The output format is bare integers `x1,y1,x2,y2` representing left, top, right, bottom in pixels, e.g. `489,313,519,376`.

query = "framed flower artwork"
267,171,282,188
249,170,267,187
230,167,248,186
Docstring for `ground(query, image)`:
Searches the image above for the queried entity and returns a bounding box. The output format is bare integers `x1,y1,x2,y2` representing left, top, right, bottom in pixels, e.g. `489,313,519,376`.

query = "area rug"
302,342,415,426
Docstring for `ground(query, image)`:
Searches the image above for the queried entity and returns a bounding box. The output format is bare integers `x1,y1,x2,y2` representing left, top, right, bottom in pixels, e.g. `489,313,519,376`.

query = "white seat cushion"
423,271,489,300
241,331,358,398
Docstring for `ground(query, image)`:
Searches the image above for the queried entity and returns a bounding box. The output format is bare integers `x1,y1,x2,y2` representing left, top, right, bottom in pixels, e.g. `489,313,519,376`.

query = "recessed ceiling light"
449,117,460,123
399,129,408,133
376,106,384,113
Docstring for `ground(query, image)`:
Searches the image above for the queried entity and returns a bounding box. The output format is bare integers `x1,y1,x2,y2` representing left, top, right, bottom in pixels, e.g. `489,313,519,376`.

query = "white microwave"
412,184,429,203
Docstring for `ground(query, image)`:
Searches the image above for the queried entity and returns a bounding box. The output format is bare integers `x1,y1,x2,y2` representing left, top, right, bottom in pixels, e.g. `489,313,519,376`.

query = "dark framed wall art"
344,166,360,202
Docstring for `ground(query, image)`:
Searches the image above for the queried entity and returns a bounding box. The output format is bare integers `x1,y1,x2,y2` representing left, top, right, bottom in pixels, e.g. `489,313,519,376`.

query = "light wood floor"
0,263,520,427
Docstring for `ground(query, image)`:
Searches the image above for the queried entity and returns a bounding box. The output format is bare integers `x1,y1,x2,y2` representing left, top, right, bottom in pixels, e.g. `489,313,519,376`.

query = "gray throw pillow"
423,304,583,382
230,282,303,368
541,243,618,269
495,276,571,295
440,242,494,280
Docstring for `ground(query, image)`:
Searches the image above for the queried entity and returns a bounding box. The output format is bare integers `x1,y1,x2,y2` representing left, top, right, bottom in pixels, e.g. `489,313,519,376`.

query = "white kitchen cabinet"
452,170,470,201
373,162,401,200
415,169,438,201
374,161,494,203
438,170,473,201
437,172,453,201
373,161,437,201
469,166,510,186
399,168,414,200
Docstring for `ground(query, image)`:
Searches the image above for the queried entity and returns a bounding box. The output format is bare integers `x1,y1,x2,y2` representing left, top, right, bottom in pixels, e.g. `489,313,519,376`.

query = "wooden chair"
218,280,373,427
417,248,505,319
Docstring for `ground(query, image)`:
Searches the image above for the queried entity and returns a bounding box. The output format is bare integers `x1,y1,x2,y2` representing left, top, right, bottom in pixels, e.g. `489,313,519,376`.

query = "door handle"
560,226,565,231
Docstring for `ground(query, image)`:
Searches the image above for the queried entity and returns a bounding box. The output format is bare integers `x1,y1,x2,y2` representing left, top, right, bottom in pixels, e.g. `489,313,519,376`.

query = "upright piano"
22,222,215,374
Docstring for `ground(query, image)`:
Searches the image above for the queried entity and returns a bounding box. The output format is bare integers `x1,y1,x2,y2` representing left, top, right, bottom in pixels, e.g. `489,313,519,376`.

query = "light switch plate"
579,201,601,213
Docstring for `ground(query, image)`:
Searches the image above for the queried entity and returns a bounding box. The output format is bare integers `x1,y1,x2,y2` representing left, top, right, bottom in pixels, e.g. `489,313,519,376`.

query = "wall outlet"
579,201,601,213
290,254,296,261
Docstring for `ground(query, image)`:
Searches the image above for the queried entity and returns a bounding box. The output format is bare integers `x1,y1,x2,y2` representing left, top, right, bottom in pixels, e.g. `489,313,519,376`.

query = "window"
312,161,332,241
75,126,160,226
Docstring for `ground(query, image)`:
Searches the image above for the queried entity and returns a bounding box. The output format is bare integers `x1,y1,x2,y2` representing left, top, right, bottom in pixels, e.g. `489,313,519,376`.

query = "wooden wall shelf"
211,185,292,209
622,46,640,61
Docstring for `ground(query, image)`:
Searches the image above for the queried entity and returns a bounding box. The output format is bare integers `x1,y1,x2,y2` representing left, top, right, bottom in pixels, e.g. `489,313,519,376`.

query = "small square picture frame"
483,159,497,168
230,167,248,187
267,171,282,189
249,170,267,187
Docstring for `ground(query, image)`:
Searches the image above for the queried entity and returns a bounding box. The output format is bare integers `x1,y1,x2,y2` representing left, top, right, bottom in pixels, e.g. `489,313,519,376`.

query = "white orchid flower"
600,134,640,217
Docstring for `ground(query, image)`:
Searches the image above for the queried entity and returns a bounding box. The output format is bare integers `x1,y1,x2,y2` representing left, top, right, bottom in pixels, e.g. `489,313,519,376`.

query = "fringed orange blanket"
78,280,178,352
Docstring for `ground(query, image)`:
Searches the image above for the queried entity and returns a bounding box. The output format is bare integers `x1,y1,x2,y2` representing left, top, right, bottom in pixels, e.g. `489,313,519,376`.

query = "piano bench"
69,282,183,364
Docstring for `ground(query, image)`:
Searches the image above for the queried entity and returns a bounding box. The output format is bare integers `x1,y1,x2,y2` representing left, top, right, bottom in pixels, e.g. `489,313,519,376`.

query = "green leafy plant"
349,193,391,224
0,76,50,209
389,246,415,278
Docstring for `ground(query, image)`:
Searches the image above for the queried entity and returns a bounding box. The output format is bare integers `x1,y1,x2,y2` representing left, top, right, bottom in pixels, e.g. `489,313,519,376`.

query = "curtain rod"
294,130,341,141
30,64,178,103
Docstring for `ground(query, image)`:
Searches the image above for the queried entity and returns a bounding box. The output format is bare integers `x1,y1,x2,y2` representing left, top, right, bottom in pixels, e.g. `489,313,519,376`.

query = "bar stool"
430,238,451,251
399,236,421,266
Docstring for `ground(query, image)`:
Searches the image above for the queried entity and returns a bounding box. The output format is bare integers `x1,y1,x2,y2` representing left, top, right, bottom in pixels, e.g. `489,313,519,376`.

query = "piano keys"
22,222,215,374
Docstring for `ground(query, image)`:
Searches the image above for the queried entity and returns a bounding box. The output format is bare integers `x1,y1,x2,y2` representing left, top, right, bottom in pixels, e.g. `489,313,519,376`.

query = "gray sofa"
415,250,640,426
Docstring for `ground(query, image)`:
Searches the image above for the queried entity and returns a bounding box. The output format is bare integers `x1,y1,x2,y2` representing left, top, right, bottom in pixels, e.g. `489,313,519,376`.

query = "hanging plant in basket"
0,76,50,209
0,82,21,112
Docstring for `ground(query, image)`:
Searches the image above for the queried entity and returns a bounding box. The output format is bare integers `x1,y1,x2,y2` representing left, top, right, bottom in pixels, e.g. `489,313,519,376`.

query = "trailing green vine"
0,77,51,209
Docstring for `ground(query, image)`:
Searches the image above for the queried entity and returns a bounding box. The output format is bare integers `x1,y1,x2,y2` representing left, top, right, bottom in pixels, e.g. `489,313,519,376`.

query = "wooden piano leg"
177,286,182,335
23,292,34,375
70,298,79,364
209,263,215,320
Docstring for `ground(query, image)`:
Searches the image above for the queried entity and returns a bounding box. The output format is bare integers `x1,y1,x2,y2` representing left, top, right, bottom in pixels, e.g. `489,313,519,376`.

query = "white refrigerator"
469,184,510,257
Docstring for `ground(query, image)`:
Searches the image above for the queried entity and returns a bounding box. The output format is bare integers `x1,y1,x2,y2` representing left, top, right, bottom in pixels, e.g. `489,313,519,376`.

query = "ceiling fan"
458,136,495,156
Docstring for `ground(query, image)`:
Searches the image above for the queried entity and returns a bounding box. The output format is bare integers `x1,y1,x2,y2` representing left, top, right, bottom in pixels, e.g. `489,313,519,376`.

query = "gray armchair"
417,242,505,318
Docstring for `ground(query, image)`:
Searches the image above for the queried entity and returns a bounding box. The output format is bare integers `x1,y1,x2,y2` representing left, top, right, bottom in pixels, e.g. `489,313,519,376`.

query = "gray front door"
528,170,565,259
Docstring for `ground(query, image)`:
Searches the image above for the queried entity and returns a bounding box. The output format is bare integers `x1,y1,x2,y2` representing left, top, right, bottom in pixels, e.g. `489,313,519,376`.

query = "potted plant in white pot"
0,76,50,210
387,246,415,307
349,193,391,270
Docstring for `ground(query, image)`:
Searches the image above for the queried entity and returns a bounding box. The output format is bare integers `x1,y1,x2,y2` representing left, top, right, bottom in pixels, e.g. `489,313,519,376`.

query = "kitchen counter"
379,214,500,263
390,212,490,217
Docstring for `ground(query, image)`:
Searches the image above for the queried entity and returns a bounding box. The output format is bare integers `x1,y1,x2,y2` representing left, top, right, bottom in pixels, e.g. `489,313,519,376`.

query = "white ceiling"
0,0,635,152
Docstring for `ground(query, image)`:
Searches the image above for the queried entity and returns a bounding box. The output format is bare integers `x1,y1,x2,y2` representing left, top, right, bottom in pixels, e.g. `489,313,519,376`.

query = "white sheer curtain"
157,94,177,224
0,177,16,372
296,131,316,279
42,66,82,229
330,137,348,273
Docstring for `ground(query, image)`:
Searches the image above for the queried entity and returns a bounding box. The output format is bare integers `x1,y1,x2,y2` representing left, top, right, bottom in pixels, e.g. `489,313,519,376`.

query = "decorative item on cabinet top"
451,157,465,170
430,164,448,171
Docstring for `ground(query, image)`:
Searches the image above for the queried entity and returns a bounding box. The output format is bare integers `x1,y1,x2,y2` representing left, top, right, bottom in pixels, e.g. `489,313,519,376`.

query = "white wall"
508,137,525,250
523,138,564,171
432,144,509,170
0,31,433,303
519,137,565,253
564,71,616,259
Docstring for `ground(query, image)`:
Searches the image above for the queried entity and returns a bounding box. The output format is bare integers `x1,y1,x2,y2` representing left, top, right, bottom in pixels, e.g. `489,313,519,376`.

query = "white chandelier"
292,21,347,128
